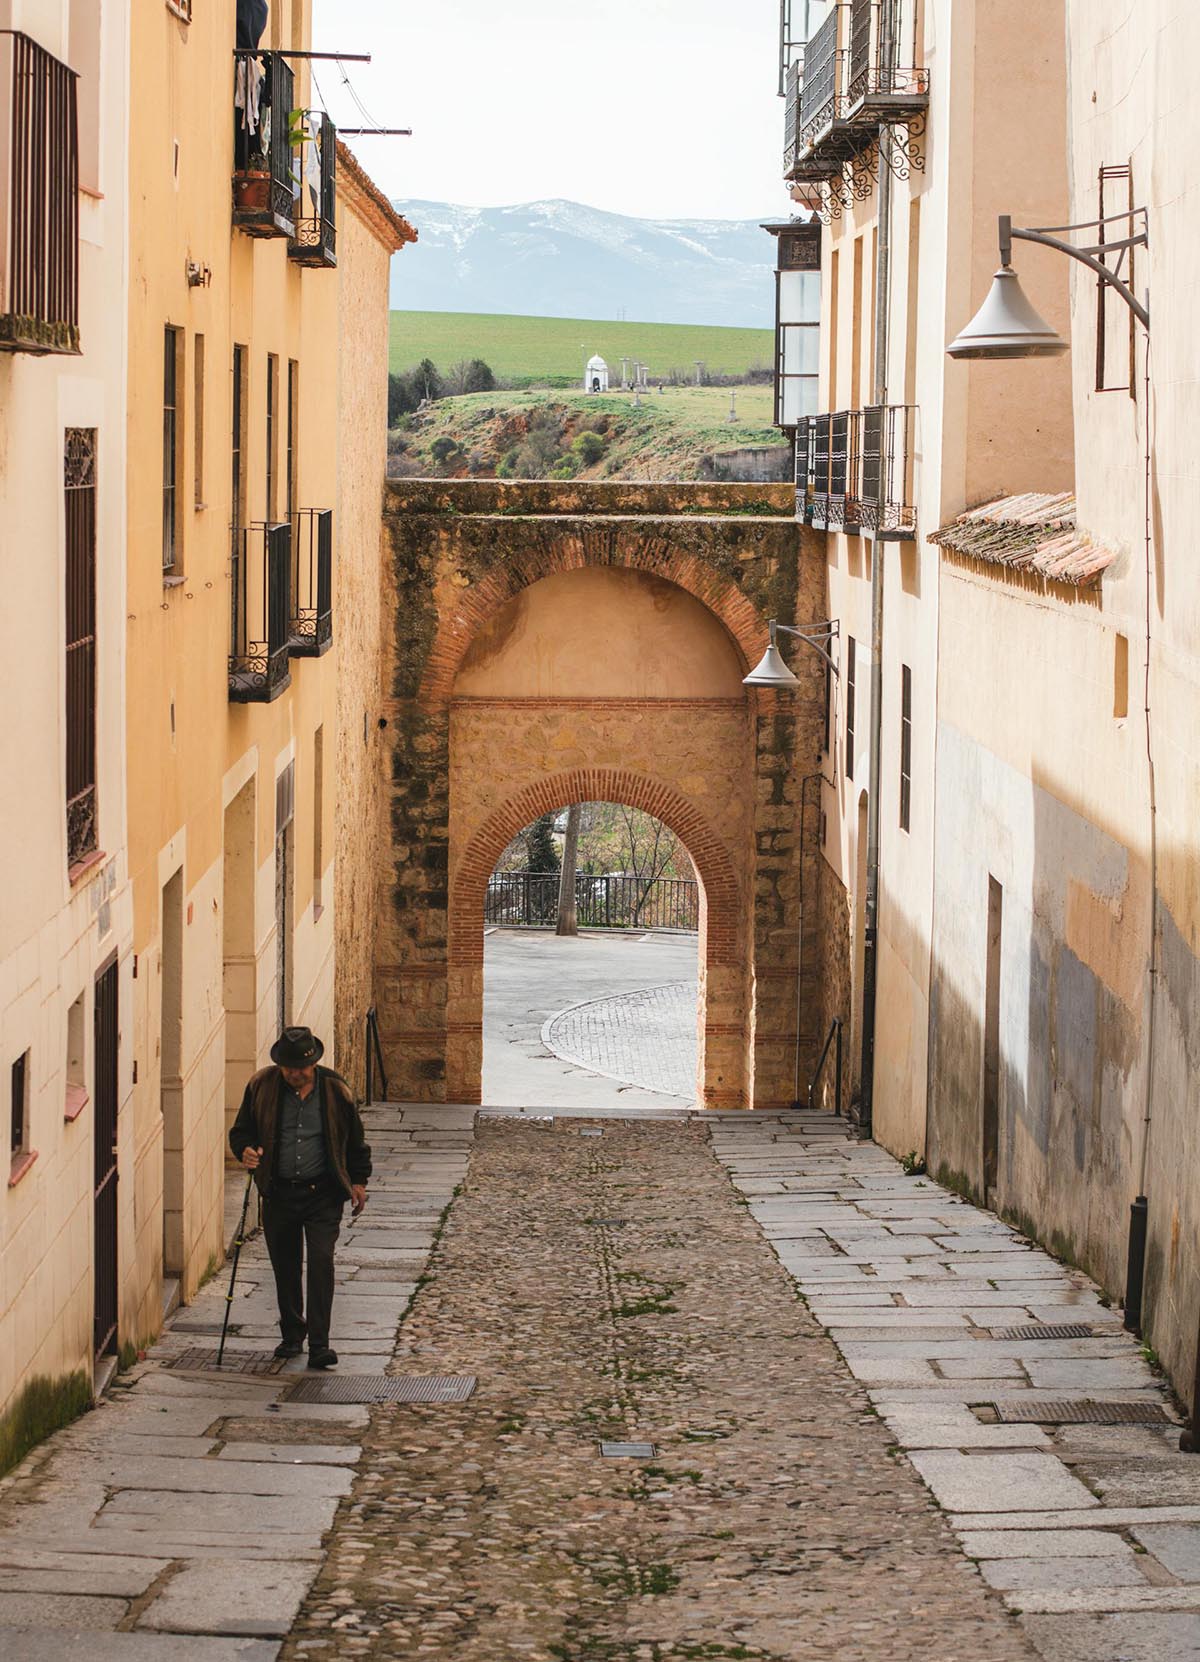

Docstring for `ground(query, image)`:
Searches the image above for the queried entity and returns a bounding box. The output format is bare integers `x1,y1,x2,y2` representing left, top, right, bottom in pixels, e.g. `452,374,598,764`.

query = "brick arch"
423,523,769,707
446,766,749,1109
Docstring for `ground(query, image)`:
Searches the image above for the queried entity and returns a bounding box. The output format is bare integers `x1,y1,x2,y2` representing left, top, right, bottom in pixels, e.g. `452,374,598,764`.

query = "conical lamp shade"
743,642,800,688
947,267,1068,360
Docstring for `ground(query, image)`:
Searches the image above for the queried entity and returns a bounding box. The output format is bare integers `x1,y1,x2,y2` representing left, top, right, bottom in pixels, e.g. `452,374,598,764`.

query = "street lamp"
743,618,839,687
947,211,1149,360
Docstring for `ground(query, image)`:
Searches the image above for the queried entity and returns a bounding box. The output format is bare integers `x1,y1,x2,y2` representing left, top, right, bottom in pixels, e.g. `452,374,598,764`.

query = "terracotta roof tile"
929,491,1116,587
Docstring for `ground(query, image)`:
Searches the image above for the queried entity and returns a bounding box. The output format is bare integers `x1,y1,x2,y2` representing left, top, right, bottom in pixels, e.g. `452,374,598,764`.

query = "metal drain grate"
990,1323,1099,1341
990,1399,1172,1426
167,1348,284,1375
587,1218,627,1228
600,1441,656,1458
284,1373,476,1405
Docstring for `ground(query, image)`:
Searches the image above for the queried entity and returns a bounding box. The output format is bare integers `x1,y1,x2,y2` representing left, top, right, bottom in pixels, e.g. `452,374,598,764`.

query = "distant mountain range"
388,199,779,328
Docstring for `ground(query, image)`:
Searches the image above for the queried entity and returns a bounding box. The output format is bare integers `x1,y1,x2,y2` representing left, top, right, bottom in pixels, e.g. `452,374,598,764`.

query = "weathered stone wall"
378,481,826,1108
384,480,794,518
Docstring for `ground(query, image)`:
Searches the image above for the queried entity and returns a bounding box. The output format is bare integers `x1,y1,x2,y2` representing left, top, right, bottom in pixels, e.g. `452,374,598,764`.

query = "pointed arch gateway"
448,768,746,1107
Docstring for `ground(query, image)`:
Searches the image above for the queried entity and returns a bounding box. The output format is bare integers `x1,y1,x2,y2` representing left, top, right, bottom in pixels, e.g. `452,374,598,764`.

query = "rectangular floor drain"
600,1441,656,1458
285,1374,476,1405
990,1399,1172,1426
991,1323,1098,1341
167,1348,284,1375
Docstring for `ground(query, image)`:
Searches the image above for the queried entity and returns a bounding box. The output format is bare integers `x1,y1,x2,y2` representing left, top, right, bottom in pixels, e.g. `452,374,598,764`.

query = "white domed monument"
584,354,609,393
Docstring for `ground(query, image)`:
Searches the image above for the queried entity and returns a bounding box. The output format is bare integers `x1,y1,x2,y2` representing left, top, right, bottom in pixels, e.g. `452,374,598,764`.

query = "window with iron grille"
65,428,98,869
845,636,856,780
11,1050,29,1159
162,327,182,572
900,663,912,832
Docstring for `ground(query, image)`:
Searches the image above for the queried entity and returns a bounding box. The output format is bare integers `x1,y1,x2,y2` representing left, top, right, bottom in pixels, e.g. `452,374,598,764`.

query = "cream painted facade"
789,1,1200,1399
0,0,133,1429
124,1,409,1341
791,0,1074,1150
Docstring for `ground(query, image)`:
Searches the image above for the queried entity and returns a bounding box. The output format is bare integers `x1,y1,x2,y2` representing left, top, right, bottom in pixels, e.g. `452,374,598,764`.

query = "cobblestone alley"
3,1096,1197,1659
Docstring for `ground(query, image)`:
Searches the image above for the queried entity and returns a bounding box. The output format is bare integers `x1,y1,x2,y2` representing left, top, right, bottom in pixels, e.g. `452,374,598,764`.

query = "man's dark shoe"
274,1339,304,1359
307,1346,338,1369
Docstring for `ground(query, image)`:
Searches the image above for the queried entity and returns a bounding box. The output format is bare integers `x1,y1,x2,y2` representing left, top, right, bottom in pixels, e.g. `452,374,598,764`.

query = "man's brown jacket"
228,1065,372,1201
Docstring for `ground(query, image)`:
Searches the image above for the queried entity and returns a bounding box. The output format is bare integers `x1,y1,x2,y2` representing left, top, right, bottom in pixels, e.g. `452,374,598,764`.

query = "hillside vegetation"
389,311,773,383
388,385,787,483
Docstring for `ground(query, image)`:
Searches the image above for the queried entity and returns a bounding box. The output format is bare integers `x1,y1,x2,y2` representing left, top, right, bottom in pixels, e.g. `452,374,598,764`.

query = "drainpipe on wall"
854,0,897,1143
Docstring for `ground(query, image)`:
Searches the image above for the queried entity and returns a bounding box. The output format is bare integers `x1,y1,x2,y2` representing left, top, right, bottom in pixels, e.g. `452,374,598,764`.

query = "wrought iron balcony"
229,522,292,702
797,405,915,540
232,51,295,239
288,111,336,268
289,508,332,656
0,32,79,355
783,0,928,188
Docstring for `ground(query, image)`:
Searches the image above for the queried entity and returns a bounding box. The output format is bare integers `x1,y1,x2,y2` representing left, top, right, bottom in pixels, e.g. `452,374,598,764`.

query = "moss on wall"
0,1370,92,1478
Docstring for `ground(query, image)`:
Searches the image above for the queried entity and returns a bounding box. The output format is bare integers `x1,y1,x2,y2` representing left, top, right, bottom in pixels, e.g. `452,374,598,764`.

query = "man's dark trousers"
261,1177,344,1350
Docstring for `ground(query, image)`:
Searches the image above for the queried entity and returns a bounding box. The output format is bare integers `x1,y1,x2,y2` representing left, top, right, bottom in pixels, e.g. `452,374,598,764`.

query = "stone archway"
375,480,827,1111
449,768,743,1107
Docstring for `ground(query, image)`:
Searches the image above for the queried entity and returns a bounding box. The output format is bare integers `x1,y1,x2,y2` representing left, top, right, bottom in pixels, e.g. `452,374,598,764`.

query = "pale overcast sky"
310,0,791,220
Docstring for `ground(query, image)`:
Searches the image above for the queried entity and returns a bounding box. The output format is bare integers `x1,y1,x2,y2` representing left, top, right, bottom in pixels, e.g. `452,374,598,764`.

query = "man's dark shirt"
276,1084,328,1181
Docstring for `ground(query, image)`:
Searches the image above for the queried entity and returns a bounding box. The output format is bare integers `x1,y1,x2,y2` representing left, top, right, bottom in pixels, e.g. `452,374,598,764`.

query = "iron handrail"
807,1015,843,1115
365,1005,387,1106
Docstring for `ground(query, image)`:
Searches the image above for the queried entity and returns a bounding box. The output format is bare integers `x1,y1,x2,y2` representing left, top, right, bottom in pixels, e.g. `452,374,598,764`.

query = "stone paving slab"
0,1634,280,1661
706,1111,1193,1660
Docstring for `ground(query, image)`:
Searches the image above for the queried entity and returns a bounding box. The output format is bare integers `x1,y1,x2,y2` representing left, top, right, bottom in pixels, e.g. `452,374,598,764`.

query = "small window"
900,664,912,833
66,992,88,1120
312,726,325,917
287,360,299,523
266,354,279,523
1114,633,1129,720
11,1050,29,1161
65,429,98,870
163,326,184,573
845,636,857,780
232,345,248,531
193,333,206,509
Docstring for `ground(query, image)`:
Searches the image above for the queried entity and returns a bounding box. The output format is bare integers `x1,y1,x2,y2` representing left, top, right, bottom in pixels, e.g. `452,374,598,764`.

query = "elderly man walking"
229,1026,371,1369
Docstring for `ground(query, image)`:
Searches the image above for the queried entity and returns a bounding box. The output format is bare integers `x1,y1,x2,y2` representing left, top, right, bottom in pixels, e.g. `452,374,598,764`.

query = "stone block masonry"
377,479,828,1108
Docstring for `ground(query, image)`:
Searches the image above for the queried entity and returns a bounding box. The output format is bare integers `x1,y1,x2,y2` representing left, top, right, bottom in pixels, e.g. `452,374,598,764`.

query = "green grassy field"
389,311,774,381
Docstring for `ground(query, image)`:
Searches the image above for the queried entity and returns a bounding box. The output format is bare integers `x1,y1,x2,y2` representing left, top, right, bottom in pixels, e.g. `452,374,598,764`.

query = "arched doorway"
446,564,751,1107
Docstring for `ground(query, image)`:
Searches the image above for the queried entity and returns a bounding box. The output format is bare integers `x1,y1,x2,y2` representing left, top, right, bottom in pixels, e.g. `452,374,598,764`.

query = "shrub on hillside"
571,430,606,466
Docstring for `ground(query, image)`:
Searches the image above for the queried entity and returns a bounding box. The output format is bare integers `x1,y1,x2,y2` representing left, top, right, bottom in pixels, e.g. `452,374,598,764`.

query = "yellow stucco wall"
0,0,134,1425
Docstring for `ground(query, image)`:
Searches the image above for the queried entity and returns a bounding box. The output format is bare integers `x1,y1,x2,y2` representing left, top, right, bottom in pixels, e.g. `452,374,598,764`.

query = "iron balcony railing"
485,873,700,932
232,51,295,239
782,0,928,183
845,0,929,112
229,521,292,702
0,31,79,355
288,110,336,268
797,405,916,540
289,507,333,657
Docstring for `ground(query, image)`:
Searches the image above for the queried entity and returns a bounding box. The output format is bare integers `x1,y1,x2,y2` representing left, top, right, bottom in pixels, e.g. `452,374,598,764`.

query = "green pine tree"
526,814,560,873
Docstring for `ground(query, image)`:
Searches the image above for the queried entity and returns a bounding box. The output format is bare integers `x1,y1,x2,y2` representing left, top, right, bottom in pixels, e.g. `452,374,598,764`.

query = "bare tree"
618,805,679,926
556,803,582,935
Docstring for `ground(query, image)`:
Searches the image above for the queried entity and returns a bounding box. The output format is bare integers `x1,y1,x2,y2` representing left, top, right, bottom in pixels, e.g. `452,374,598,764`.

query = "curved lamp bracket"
1000,212,1150,332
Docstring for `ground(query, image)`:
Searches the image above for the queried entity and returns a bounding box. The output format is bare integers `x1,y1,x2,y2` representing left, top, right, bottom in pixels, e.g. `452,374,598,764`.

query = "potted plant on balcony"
234,148,271,213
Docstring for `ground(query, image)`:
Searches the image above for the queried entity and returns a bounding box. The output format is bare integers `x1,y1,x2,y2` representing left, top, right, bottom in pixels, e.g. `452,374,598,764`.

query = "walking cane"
217,1173,255,1368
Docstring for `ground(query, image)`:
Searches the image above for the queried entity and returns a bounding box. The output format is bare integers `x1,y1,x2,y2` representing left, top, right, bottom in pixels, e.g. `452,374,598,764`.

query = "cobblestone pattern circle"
543,980,698,1098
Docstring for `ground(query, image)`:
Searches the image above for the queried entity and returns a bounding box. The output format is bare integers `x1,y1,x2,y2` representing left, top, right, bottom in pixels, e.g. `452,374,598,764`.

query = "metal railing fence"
486,872,699,932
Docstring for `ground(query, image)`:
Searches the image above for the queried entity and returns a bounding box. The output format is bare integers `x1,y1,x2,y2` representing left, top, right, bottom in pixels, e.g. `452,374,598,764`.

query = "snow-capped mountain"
389,199,778,327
